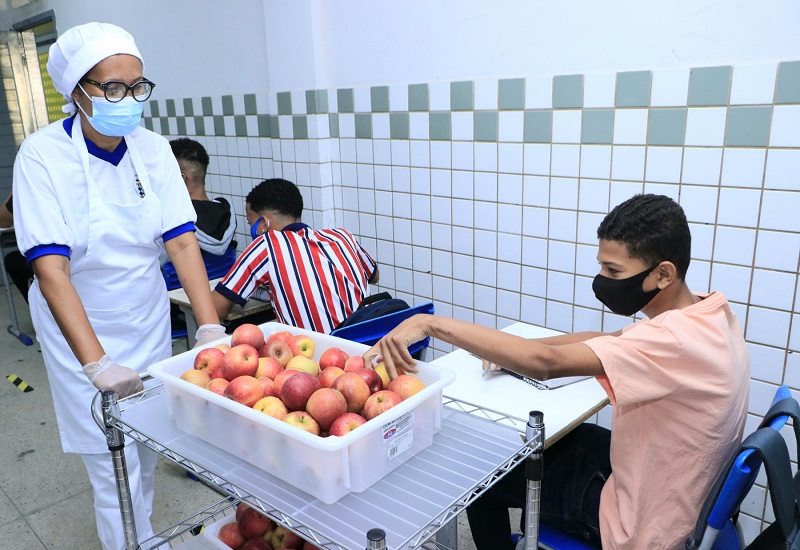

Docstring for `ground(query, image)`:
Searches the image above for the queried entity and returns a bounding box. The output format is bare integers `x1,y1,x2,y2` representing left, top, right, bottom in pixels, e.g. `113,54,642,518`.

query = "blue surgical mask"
77,84,144,137
250,217,270,239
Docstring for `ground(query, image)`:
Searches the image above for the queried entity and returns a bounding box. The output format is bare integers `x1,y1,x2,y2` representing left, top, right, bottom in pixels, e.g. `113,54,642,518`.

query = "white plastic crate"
148,321,455,504
200,515,236,550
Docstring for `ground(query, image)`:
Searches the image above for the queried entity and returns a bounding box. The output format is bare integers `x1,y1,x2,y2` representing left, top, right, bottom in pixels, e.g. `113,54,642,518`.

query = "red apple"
257,376,275,398
180,369,211,388
272,369,299,400
319,347,349,370
260,339,293,366
206,378,229,396
271,525,303,549
318,367,345,389
283,410,320,436
235,502,249,522
388,374,426,400
331,372,371,413
373,362,391,388
280,372,321,411
238,507,273,539
343,355,365,372
207,360,225,380
218,522,246,549
266,330,293,345
353,367,383,394
329,412,367,436
253,396,288,420
241,537,272,550
256,356,284,380
224,375,264,408
363,390,403,420
288,334,315,359
285,355,320,377
194,347,225,371
221,344,260,380
231,323,266,350
305,388,348,431
215,343,231,353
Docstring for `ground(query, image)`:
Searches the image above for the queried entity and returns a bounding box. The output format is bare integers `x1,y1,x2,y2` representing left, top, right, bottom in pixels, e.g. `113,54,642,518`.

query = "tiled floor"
0,284,494,549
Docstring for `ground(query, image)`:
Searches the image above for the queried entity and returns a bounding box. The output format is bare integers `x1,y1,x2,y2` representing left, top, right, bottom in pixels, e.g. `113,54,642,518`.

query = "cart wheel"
7,325,33,346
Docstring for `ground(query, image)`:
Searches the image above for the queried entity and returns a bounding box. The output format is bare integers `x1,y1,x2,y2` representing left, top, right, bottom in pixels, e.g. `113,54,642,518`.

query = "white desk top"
168,278,272,320
432,322,609,445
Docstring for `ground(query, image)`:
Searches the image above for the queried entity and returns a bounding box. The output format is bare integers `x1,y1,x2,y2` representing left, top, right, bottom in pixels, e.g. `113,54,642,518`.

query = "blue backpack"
335,292,410,330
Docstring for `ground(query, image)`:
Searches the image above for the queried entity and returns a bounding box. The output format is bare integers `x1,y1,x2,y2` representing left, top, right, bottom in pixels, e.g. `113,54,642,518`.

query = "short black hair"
169,138,209,172
597,194,691,279
246,178,303,219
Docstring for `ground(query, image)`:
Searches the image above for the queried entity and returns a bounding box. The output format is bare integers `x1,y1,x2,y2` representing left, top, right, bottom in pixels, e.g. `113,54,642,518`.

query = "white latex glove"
82,355,143,399
194,323,227,348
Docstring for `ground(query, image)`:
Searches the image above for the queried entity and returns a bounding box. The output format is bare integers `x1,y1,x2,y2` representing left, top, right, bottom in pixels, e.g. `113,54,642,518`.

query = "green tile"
193,116,205,136
176,117,186,136
688,66,731,106
371,86,389,112
277,92,292,115
235,115,248,137
355,113,372,138
499,78,525,110
149,101,160,117
182,98,194,117
201,97,213,116
222,95,234,116
647,108,687,146
429,112,451,140
143,118,153,131
776,61,800,104
474,111,498,141
523,110,552,143
329,113,340,137
553,75,583,109
337,89,354,113
451,81,473,111
390,113,410,139
615,71,651,108
159,116,169,132
244,94,257,115
315,90,329,114
305,90,318,115
408,83,429,111
257,114,271,137
213,115,225,136
270,115,280,139
292,115,308,139
724,106,772,147
166,99,176,117
581,109,613,144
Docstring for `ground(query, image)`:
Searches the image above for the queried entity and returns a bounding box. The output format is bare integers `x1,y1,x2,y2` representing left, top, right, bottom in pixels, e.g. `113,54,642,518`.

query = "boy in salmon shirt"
365,194,750,549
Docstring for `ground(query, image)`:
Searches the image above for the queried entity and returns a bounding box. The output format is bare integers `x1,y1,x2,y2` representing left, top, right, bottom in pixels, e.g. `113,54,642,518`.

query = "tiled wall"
145,60,800,540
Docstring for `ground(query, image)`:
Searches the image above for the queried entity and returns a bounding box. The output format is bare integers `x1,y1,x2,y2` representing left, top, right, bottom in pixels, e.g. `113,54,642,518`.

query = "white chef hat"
47,22,144,114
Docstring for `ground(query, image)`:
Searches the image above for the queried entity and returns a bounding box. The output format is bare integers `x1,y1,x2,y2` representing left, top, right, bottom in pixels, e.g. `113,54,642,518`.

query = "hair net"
47,22,144,114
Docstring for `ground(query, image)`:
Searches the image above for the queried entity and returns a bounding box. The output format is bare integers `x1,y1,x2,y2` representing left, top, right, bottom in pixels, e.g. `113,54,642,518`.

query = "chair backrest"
686,385,798,550
162,243,238,291
329,301,434,357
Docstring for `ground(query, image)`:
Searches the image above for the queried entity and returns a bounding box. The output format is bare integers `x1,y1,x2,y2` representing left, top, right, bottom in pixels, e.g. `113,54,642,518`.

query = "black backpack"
335,292,410,330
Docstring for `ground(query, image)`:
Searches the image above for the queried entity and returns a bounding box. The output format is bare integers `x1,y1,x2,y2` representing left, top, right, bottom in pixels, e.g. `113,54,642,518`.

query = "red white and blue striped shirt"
215,223,377,334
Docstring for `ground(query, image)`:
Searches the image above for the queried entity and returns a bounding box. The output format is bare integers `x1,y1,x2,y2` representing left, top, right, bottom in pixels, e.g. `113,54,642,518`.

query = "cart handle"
91,374,152,432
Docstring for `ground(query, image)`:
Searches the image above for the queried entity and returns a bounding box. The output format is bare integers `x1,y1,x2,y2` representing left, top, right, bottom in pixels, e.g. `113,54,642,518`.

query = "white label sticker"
382,410,414,460
388,431,413,460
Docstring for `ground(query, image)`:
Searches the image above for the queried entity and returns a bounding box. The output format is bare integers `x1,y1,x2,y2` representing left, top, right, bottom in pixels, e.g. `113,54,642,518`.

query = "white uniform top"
13,115,196,454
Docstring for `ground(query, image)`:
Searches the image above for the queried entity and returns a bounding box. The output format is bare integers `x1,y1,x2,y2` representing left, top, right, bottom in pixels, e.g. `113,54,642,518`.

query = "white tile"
687,260,712,294
431,222,452,250
452,170,474,200
339,138,356,163
650,67,690,107
791,314,800,352
392,166,411,192
750,269,796,310
685,108,727,146
497,288,521,318
498,233,522,265
769,105,800,147
431,169,451,198
574,306,603,333
525,75,553,109
498,173,523,204
583,73,616,108
338,113,355,138
551,144,580,177
356,139,373,164
730,63,778,105
755,230,800,272
389,84,408,111
549,240,576,273
411,193,431,222
430,141,451,169
550,177,579,210
451,111,474,141
373,139,391,164
577,213,605,246
372,113,390,139
522,175,550,207
452,226,474,255
523,144,551,175
645,146,683,183
475,142,498,172
764,149,800,191
452,254,473,283
547,270,576,303
499,111,524,143
374,165,391,191
643,182,679,201
474,78,499,110
410,140,430,167
391,140,410,167
613,109,648,145
747,343,786,386
290,90,306,115
452,198,474,228
474,201,498,231
713,226,757,265
609,181,645,212
580,145,612,179
611,146,645,181
760,190,800,232
413,270,432,297
522,206,549,238
498,143,523,174
452,141,473,171
689,221,714,261
278,115,294,138
722,148,766,188
475,229,497,259
522,236,548,269
718,187,761,228
411,168,431,195
353,87,370,112
552,110,582,143
520,294,546,325
549,208,578,241
683,147,723,186
409,112,429,141
679,185,719,224
429,81,450,111
498,203,523,234
747,306,791,348
474,171,498,201
579,178,610,213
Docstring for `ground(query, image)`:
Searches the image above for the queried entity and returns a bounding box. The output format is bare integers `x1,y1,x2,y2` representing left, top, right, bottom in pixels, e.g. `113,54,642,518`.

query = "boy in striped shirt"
211,178,379,334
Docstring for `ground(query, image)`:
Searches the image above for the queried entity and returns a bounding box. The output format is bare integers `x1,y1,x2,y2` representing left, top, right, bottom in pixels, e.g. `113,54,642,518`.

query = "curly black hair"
246,178,303,219
169,138,209,172
597,194,691,279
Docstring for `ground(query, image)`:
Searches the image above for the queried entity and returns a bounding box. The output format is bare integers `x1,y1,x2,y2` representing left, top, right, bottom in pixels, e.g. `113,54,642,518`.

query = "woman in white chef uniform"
12,23,227,549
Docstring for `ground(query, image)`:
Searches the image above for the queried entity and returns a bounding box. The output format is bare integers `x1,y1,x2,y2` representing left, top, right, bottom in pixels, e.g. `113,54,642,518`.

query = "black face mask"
592,264,661,316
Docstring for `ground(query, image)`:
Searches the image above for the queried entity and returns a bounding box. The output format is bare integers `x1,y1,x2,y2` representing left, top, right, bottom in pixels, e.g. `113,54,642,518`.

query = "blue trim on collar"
63,116,128,166
281,222,310,232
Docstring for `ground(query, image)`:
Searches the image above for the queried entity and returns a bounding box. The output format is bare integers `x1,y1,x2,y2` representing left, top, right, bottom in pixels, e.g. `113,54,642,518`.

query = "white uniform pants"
81,442,158,550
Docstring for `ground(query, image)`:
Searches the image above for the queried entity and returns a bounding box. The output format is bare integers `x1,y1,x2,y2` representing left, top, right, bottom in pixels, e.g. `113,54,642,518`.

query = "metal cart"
95,384,545,550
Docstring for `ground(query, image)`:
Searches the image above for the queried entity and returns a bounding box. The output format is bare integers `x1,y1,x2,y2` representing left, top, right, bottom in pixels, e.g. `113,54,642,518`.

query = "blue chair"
329,301,434,358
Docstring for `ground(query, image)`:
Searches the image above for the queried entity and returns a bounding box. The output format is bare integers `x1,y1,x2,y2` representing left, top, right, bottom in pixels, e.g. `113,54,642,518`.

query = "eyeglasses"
80,77,156,103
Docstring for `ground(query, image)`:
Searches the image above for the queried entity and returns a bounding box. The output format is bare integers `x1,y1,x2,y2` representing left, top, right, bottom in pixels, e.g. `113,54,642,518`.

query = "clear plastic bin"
148,321,455,504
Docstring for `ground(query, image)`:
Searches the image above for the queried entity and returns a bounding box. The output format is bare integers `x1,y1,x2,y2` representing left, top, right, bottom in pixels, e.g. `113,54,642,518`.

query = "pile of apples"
180,323,426,437
214,502,319,549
